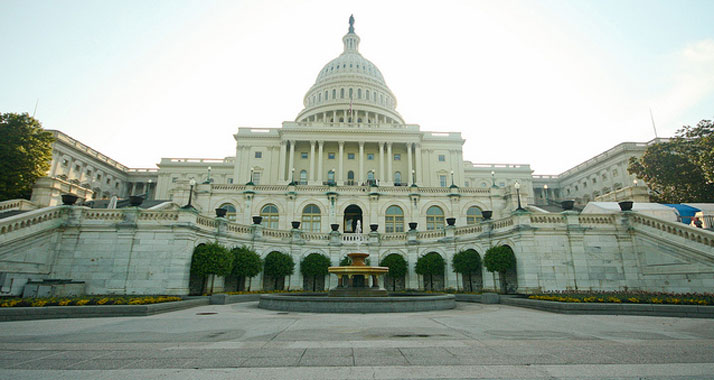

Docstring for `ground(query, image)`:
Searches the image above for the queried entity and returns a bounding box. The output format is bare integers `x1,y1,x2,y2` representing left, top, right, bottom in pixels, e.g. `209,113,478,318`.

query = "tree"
0,113,54,201
231,246,263,291
628,120,714,203
452,250,481,292
415,252,444,291
300,253,331,291
190,243,234,295
263,251,295,290
484,246,516,294
379,254,407,291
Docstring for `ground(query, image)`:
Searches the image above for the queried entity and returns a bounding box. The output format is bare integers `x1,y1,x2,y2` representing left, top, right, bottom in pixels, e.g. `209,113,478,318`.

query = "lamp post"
491,170,497,188
543,184,548,205
412,169,416,186
205,166,212,184
184,179,196,209
290,168,296,185
514,182,526,212
146,179,152,200
249,167,254,184
450,170,455,187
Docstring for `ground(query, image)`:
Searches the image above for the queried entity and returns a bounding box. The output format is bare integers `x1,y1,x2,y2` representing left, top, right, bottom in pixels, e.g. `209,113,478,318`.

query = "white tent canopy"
581,202,678,222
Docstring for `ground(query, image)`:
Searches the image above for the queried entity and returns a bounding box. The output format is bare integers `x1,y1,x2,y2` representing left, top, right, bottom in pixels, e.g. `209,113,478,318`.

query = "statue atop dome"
348,14,355,33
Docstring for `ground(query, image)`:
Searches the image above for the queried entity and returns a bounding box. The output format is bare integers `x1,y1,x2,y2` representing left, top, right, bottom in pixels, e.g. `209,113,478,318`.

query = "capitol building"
2,17,711,297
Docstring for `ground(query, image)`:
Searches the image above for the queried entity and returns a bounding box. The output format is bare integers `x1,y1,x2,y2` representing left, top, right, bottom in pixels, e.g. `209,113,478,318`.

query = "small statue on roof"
349,14,355,33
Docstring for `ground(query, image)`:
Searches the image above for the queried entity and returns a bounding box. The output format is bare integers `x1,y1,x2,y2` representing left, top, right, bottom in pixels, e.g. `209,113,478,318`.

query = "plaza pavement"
0,301,712,379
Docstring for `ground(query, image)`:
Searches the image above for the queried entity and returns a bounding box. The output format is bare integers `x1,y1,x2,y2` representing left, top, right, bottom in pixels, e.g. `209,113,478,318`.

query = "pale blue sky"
2,0,713,174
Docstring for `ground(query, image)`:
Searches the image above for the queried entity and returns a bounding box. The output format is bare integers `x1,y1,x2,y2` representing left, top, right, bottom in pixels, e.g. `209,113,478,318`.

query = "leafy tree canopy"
0,113,54,201
452,249,481,274
190,243,234,278
264,251,295,278
628,119,714,203
300,253,332,277
483,246,516,273
231,246,263,278
379,254,408,278
415,252,445,276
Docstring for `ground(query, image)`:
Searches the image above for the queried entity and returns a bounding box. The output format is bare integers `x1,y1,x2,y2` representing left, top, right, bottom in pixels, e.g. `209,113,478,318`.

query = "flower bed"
221,290,326,295
529,291,711,306
0,296,182,308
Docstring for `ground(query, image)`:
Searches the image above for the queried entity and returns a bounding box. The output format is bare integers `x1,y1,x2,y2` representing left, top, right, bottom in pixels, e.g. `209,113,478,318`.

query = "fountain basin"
258,293,456,313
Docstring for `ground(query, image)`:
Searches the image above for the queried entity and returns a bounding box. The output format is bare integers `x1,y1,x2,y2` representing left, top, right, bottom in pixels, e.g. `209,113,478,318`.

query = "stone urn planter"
61,194,79,206
215,208,227,217
252,216,263,225
482,210,492,220
446,217,456,226
369,224,378,232
408,222,418,231
291,221,301,229
129,195,144,207
561,200,575,211
618,201,634,211
330,223,340,232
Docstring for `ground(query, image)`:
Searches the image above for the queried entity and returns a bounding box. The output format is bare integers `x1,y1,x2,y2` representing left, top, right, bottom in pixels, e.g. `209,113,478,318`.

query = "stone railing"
262,228,291,239
225,223,252,234
342,233,365,244
0,199,38,212
208,183,488,196
137,211,179,221
0,207,65,240
381,232,408,241
417,230,445,239
454,224,483,236
195,215,218,229
303,232,329,241
492,217,514,230
530,215,566,224
83,210,124,221
629,213,714,248
578,215,617,225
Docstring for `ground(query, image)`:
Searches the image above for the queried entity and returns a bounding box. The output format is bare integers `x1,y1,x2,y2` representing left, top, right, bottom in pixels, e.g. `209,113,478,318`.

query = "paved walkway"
0,302,712,379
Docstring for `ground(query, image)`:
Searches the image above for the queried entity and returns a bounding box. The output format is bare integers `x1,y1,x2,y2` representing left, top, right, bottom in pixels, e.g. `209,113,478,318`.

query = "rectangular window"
96,174,101,180
464,181,469,187
255,151,262,158
253,172,261,185
106,178,111,185
115,182,120,188
367,153,374,160
438,154,446,161
172,177,178,183
227,178,233,184
328,152,335,159
440,175,447,187
75,165,80,171
393,154,401,161
348,153,355,160
301,152,308,159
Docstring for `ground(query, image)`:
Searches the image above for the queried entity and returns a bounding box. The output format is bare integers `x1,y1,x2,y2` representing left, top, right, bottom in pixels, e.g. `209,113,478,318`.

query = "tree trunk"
468,272,473,292
274,276,278,290
312,275,316,291
392,277,396,291
429,274,433,291
210,275,215,295
248,277,252,291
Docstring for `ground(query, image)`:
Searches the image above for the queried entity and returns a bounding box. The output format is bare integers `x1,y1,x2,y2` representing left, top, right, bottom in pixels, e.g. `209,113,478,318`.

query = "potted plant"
291,221,301,229
446,217,456,226
252,216,263,225
482,210,493,220
215,208,227,217
369,224,378,232
330,223,340,232
618,201,633,211
408,222,418,231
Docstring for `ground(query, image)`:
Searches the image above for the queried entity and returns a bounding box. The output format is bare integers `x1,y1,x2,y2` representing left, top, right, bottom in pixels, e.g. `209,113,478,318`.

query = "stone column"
387,143,393,184
457,149,465,188
288,140,296,182
358,142,365,184
309,141,316,183
407,143,413,186
379,143,385,183
415,144,423,186
338,141,344,185
317,141,324,184
278,141,287,182
233,146,243,184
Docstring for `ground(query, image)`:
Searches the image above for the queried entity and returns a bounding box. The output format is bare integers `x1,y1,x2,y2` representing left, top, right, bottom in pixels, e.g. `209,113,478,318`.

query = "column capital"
359,141,364,148
310,140,316,147
339,141,344,147
318,140,325,147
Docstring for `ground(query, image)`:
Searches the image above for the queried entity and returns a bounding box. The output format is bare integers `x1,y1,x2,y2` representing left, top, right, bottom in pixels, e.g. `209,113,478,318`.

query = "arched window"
366,89,370,100
332,89,336,99
260,204,279,229
301,204,321,232
349,88,353,99
466,206,483,225
385,205,404,233
318,93,321,102
341,88,345,98
347,170,355,185
219,203,237,221
327,170,335,183
394,171,402,185
357,88,362,98
324,90,328,100
299,170,308,185
426,206,445,230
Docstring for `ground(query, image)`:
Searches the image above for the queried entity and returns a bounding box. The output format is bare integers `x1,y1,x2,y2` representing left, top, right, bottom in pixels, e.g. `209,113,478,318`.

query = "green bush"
231,246,263,291
483,246,515,273
190,243,233,294
380,254,407,291
300,253,332,291
264,251,295,290
415,252,444,291
452,249,481,292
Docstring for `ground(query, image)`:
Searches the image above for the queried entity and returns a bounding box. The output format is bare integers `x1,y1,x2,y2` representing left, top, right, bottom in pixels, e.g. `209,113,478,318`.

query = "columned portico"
288,140,296,183
386,143,393,185
317,141,324,183
358,142,365,184
407,143,413,186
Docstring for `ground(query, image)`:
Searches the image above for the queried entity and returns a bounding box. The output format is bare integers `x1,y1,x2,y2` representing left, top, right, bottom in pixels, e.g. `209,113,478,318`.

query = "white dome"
295,16,404,125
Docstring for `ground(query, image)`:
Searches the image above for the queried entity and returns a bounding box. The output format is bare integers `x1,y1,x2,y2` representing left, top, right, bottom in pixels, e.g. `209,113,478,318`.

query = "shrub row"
529,290,712,306
0,296,182,308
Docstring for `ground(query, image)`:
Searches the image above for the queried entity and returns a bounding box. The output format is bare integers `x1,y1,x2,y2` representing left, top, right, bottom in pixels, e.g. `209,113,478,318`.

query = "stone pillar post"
278,141,287,182
379,143,385,183
387,143,393,185
407,143,413,186
317,141,324,183
309,141,316,183
338,141,344,185
358,142,365,184
288,140,296,182
415,144,423,186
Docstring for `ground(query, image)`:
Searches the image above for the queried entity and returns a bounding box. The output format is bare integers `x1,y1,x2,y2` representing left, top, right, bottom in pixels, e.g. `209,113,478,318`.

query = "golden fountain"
328,221,389,296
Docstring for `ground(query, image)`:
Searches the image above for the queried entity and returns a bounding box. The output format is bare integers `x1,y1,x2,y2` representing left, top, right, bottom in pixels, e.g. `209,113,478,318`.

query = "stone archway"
188,243,206,296
343,204,363,233
500,245,518,294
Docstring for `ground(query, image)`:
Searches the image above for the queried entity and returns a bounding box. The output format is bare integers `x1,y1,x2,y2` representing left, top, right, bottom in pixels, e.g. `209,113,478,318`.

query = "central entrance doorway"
343,204,363,233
